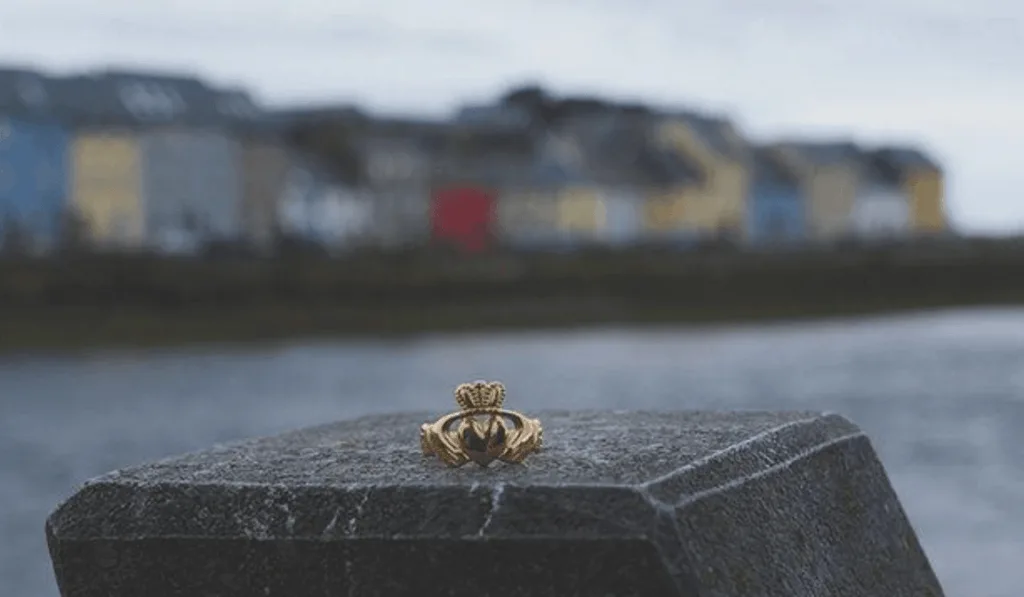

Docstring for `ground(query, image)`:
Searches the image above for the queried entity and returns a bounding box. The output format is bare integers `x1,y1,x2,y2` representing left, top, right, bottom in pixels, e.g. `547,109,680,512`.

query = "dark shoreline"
1,300,1015,355
3,239,1024,352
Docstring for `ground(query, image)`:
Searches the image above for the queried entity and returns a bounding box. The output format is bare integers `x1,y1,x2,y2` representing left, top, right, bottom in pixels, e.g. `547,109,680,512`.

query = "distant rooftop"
0,65,268,130
0,68,54,118
773,140,862,165
557,112,704,187
873,146,940,171
751,145,802,186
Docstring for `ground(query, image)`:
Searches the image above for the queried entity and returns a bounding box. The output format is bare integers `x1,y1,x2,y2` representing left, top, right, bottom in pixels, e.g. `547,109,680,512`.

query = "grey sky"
1,0,1021,233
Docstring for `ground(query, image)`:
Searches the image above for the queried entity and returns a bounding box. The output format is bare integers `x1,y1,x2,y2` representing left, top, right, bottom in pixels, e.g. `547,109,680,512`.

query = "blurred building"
655,112,751,241
49,71,258,253
746,145,806,245
276,154,373,251
557,112,698,248
496,133,582,251
769,140,946,244
874,147,946,235
0,68,70,253
428,125,534,253
238,135,292,251
2,64,951,256
850,150,912,239
770,141,863,243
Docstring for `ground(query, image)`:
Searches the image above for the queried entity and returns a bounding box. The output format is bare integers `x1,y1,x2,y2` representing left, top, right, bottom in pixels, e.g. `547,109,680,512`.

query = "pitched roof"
429,127,536,187
454,103,532,129
560,113,703,187
862,149,912,185
273,105,364,123
46,70,265,130
662,110,748,161
873,146,940,172
773,140,862,166
751,145,801,186
0,67,59,120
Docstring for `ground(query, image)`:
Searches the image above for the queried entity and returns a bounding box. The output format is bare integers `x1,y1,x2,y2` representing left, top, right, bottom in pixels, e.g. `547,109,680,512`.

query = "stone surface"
46,410,946,597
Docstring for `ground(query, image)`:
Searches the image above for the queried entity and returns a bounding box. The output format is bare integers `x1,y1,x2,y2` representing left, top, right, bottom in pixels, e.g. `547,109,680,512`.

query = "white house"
849,152,911,240
276,162,373,251
849,182,911,239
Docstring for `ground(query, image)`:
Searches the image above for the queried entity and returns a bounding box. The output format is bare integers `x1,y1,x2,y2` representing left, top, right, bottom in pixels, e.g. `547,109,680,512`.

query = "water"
2,307,1023,596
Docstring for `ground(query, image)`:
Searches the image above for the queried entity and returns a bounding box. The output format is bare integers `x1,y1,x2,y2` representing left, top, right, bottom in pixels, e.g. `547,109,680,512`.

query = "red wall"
430,186,496,252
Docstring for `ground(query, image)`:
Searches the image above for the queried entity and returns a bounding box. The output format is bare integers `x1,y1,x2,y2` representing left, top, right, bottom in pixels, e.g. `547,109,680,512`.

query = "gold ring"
420,380,543,468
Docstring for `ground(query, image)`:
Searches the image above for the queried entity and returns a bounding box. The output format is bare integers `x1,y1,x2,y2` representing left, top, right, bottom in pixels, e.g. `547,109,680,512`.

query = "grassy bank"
2,239,1024,352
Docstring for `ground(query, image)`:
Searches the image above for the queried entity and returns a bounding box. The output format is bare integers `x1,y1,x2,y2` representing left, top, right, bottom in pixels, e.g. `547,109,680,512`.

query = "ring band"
421,380,543,468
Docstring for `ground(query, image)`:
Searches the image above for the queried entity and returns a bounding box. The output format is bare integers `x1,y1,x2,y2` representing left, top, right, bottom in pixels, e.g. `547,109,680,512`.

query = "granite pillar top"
47,410,947,597
48,410,852,540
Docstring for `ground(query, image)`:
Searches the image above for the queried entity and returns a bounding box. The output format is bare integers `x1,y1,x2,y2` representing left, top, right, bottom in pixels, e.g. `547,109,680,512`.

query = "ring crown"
455,380,505,411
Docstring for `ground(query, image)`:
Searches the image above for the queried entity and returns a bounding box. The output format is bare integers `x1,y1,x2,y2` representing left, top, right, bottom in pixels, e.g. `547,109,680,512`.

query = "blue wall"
0,116,70,247
746,181,805,245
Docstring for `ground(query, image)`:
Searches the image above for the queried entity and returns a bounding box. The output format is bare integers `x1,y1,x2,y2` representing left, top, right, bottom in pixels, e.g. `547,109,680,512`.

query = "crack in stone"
280,501,296,534
477,484,505,537
322,508,341,536
347,488,372,535
344,488,374,597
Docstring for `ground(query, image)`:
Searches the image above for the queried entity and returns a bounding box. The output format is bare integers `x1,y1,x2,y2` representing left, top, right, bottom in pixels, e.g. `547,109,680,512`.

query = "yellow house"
556,186,605,239
875,147,946,233
769,141,861,242
654,114,750,237
550,115,705,244
644,189,686,232
642,172,707,239
70,130,145,248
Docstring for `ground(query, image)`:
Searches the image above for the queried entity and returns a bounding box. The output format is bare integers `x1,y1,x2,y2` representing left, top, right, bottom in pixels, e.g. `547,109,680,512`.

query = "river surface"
2,307,1023,596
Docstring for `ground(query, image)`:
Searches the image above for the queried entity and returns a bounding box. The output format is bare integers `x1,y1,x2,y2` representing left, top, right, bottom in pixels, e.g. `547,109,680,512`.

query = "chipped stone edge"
631,412,869,596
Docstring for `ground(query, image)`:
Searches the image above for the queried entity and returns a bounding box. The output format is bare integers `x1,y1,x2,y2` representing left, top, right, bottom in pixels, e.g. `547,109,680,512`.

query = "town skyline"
2,0,1022,233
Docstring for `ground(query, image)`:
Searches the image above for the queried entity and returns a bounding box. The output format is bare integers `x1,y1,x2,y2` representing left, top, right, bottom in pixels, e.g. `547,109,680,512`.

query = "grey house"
354,119,439,249
50,70,255,252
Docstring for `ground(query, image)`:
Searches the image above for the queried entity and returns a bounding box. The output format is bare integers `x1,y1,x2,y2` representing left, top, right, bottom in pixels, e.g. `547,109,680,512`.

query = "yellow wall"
644,190,688,232
905,169,946,232
656,121,749,235
71,132,144,246
701,161,748,232
556,187,605,233
644,186,725,233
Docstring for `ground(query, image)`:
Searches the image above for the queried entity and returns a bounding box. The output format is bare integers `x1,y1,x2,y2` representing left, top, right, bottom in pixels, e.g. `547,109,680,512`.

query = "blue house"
746,146,806,245
0,68,70,251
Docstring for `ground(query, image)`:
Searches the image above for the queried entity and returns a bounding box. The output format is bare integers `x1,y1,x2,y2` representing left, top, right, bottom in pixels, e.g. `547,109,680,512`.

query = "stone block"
46,410,946,596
